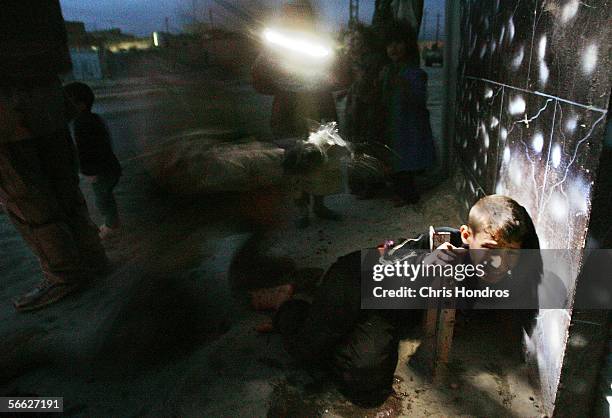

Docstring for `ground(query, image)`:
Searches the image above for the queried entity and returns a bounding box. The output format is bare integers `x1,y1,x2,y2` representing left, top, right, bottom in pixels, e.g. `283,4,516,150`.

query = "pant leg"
391,171,419,202
91,175,120,227
38,129,108,271
332,314,400,406
0,132,104,284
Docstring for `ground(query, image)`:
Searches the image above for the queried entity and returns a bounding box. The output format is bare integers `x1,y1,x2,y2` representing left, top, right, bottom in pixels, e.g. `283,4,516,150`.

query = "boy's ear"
459,224,472,245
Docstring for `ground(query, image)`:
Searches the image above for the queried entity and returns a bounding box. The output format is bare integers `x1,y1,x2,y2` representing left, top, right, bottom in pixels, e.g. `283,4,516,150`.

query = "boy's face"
67,95,87,114
459,225,521,283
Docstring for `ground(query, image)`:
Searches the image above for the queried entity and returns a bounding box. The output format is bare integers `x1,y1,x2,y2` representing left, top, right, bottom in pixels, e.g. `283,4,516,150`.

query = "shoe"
14,279,79,312
313,205,342,221
99,224,120,240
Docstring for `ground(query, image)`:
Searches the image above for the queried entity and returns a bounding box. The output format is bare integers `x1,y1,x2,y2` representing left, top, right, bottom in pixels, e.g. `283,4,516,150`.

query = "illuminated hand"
423,243,467,266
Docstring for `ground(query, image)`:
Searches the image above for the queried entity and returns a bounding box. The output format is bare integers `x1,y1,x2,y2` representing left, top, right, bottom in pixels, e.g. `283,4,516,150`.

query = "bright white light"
153,32,159,47
263,28,332,59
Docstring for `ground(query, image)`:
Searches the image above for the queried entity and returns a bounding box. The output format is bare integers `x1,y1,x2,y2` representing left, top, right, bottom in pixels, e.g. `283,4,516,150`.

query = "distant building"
90,28,152,53
70,49,104,80
65,20,105,80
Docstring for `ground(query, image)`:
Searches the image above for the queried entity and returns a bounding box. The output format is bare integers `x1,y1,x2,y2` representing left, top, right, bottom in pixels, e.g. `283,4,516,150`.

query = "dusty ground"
0,62,543,417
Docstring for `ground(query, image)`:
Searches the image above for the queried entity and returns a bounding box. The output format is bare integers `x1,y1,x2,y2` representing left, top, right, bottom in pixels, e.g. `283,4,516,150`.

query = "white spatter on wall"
512,45,525,69
569,176,588,212
499,25,505,44
551,144,562,168
509,96,526,115
538,36,549,85
490,39,497,54
582,44,598,74
501,127,508,141
484,87,493,99
503,146,511,163
533,132,544,153
491,116,499,129
508,16,515,43
539,61,550,85
538,36,547,60
565,116,578,133
481,122,490,148
480,43,487,59
549,192,569,222
561,0,579,23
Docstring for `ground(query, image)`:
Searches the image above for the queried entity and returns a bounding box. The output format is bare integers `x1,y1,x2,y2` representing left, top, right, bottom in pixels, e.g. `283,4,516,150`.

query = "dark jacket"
0,1,72,81
73,112,121,177
381,63,435,172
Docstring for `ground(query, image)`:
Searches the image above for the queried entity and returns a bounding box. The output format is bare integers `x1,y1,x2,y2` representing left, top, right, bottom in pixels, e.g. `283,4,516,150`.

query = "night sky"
60,0,445,38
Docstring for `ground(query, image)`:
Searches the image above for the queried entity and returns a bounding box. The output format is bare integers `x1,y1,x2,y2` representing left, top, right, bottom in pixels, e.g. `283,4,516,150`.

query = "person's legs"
333,314,399,406
391,171,419,204
39,129,109,268
92,175,120,228
295,191,311,228
0,131,106,310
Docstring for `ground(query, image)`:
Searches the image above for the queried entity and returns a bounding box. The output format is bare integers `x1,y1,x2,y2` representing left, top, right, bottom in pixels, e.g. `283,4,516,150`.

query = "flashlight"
262,28,332,60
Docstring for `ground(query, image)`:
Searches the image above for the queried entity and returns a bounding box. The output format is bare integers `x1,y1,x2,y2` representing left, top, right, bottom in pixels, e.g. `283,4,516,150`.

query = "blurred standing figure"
343,24,385,144
65,82,123,239
0,1,108,311
252,0,342,227
252,0,338,139
380,23,435,205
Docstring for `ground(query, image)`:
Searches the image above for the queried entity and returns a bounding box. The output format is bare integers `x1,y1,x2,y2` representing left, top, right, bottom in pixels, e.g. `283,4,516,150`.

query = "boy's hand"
423,243,467,266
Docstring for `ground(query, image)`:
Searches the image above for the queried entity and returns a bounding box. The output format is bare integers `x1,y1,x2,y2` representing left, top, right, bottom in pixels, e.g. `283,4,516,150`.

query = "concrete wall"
451,0,611,414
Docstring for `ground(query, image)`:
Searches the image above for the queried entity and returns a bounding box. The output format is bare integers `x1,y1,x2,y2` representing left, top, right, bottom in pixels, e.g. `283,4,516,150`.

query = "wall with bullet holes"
452,0,611,414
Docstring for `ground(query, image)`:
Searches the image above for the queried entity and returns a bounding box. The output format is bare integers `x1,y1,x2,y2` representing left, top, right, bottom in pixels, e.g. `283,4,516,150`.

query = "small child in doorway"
64,82,122,239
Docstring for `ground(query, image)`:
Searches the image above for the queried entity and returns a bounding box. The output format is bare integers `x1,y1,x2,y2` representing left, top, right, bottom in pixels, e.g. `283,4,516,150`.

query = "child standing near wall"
381,23,435,205
65,82,122,239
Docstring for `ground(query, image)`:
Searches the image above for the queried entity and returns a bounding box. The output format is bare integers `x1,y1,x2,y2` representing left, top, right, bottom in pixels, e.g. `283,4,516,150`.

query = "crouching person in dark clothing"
64,82,122,239
254,194,540,405
273,250,401,406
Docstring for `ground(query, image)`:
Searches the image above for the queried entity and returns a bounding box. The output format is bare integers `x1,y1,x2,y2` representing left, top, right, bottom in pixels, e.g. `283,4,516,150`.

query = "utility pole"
165,16,170,33
349,0,360,27
435,12,440,45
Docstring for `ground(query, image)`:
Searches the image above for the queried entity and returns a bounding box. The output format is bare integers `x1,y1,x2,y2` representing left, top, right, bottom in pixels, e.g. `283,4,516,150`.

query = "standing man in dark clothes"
65,82,122,239
0,2,108,311
252,1,342,225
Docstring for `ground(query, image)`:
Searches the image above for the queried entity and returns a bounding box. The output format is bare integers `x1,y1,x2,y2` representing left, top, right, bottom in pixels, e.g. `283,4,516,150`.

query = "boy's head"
383,22,419,64
64,82,95,113
459,195,539,282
